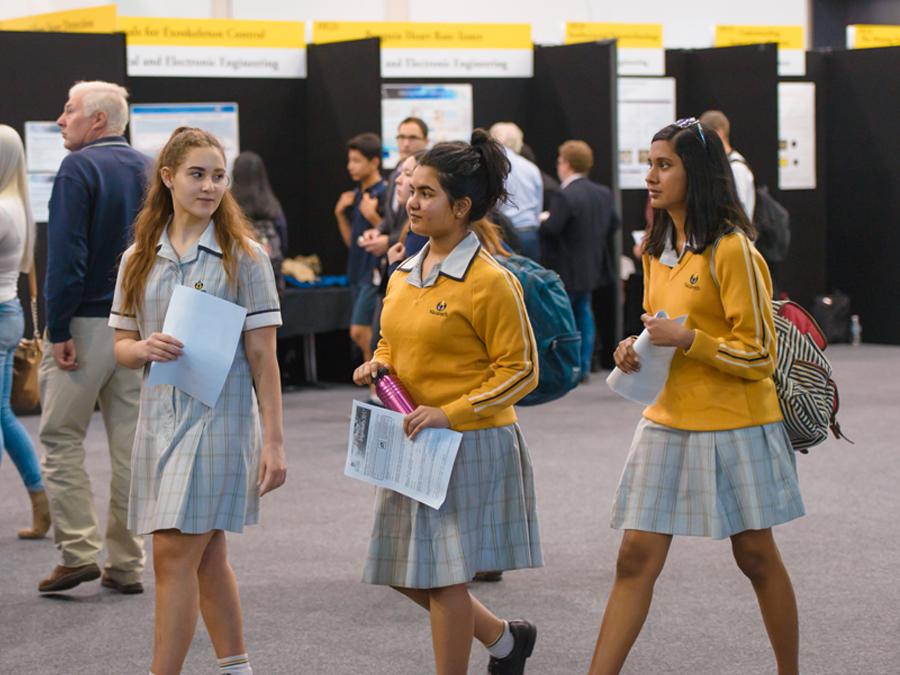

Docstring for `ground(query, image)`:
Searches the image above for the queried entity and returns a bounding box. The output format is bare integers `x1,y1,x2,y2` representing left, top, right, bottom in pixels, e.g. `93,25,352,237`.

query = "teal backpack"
496,253,582,405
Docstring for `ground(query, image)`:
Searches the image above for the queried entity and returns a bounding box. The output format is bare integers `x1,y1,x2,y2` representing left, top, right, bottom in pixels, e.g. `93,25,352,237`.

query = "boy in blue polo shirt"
334,133,386,369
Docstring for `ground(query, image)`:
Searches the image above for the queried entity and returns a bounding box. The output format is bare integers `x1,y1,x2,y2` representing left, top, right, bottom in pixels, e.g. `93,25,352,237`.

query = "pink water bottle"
374,367,417,414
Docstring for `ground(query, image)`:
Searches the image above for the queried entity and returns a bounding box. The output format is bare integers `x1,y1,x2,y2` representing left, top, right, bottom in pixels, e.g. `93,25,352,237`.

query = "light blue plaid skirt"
363,423,543,589
611,418,804,539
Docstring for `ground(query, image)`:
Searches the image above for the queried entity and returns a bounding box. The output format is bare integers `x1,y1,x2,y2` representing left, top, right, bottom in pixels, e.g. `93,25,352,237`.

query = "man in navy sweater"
38,81,149,595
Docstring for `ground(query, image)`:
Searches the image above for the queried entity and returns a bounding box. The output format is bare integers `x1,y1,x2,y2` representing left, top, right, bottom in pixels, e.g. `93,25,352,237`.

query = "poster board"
778,82,816,190
129,103,240,168
617,77,676,189
381,84,472,170
23,121,69,223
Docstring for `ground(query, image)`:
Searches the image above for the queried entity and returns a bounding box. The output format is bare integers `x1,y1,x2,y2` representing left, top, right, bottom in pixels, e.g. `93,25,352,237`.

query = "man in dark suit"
540,140,620,381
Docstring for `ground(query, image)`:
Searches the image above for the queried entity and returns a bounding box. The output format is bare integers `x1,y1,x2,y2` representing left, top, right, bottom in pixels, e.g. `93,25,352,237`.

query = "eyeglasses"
396,134,425,142
674,117,707,148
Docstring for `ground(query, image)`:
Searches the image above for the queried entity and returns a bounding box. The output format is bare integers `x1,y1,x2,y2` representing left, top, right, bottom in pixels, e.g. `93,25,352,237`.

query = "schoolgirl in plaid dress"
354,130,542,675
109,128,285,675
589,120,804,675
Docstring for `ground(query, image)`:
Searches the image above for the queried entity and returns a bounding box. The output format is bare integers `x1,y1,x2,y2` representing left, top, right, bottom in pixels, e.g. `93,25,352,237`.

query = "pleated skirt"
363,423,543,588
611,418,805,539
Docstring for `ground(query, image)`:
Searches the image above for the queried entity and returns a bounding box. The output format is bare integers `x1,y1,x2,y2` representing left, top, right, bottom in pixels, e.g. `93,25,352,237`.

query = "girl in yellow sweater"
589,119,804,675
354,130,542,675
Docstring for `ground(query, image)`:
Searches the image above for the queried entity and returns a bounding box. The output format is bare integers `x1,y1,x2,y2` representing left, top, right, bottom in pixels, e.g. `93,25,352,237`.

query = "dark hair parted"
418,128,510,222
399,117,428,139
645,121,754,258
347,132,382,162
231,151,284,222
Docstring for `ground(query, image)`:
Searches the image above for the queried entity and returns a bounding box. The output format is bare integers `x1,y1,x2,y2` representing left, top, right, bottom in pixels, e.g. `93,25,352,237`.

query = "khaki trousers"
39,317,144,582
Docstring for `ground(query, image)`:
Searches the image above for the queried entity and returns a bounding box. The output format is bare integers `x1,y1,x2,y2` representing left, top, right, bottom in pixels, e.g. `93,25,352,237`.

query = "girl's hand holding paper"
641,312,695,350
606,311,688,405
141,332,183,363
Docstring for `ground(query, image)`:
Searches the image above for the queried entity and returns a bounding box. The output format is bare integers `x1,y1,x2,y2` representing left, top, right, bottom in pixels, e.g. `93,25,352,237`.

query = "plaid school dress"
363,234,543,588
109,223,281,535
611,232,804,539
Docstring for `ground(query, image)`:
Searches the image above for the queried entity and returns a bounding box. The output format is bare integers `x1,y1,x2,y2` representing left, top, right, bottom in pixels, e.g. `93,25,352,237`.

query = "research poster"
27,173,55,223
129,103,240,168
23,121,69,222
24,121,68,173
778,82,816,190
381,84,472,170
617,77,676,189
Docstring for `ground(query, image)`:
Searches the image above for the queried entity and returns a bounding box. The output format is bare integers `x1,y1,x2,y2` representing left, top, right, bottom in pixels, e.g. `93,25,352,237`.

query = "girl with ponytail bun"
353,129,543,673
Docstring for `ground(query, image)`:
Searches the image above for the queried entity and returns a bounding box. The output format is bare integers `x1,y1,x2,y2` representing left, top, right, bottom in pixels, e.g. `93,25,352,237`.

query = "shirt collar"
155,220,221,263
561,173,585,189
398,231,482,284
81,135,129,149
658,226,698,268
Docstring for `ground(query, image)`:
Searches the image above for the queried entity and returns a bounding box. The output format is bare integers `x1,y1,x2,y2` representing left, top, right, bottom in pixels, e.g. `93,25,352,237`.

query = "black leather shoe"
488,620,537,674
473,571,504,582
101,571,144,595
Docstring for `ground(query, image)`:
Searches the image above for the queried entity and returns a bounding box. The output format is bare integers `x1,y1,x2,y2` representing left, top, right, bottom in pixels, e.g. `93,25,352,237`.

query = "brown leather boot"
18,489,51,540
38,563,101,593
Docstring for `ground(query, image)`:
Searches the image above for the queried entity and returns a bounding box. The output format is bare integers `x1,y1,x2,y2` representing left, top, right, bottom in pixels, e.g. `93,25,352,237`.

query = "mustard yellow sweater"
374,247,538,431
643,231,783,431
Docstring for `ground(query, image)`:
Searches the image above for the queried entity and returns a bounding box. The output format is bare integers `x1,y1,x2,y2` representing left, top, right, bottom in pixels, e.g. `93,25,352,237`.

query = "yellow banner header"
313,22,531,49
848,24,900,49
565,23,663,49
119,17,305,48
0,4,116,33
715,25,804,51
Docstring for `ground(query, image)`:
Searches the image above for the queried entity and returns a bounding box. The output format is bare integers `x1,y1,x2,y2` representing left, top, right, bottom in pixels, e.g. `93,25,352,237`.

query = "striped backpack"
708,234,849,452
771,300,850,452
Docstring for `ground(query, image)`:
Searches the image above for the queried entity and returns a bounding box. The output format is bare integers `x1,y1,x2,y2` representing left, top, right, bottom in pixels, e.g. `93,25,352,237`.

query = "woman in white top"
0,125,48,539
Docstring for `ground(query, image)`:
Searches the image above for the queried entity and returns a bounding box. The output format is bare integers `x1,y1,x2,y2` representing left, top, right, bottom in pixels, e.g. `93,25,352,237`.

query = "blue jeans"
0,298,42,491
568,291,596,377
516,228,541,262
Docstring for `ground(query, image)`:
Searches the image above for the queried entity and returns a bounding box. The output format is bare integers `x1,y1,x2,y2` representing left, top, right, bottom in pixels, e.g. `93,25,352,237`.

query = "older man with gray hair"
37,81,149,594
489,121,543,261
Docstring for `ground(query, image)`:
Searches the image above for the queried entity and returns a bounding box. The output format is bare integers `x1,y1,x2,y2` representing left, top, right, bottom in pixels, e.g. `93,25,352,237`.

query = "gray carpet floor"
1,344,897,674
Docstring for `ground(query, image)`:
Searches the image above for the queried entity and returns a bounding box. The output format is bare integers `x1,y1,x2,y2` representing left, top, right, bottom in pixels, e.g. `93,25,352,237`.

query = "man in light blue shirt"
490,122,543,261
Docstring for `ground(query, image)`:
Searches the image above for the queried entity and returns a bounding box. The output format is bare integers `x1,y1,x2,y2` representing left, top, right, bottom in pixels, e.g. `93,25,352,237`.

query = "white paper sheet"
345,400,463,510
606,312,687,406
147,285,247,408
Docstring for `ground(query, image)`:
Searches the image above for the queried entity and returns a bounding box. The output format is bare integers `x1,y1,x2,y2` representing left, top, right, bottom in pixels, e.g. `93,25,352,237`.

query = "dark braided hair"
417,128,510,222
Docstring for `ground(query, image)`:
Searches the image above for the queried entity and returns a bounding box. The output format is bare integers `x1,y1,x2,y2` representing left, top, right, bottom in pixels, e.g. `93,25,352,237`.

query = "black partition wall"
305,38,381,276
532,40,620,367
778,52,829,308
127,73,306,257
0,31,128,335
825,46,900,344
666,43,779,197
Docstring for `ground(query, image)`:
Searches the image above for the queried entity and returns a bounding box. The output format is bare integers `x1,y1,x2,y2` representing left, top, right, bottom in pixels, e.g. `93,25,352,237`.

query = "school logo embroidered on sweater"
685,274,700,291
430,301,448,317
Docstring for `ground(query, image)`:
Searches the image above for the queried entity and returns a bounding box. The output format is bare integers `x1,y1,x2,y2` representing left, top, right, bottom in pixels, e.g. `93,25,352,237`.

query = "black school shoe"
487,620,537,674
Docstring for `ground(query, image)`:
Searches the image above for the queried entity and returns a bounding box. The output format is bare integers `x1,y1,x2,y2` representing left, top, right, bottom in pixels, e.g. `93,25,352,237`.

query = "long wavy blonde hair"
119,127,254,314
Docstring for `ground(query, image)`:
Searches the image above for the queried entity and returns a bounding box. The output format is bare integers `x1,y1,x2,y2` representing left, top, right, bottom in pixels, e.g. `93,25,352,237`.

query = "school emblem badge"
194,281,204,290
436,301,447,312
430,300,448,317
689,274,699,285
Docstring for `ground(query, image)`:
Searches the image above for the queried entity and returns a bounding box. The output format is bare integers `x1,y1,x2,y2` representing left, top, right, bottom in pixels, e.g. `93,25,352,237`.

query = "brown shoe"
18,489,51,539
38,563,101,593
101,571,144,595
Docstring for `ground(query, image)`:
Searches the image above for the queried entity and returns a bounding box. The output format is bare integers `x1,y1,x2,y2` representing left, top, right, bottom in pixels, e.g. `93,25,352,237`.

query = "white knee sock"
487,621,514,659
217,653,253,674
